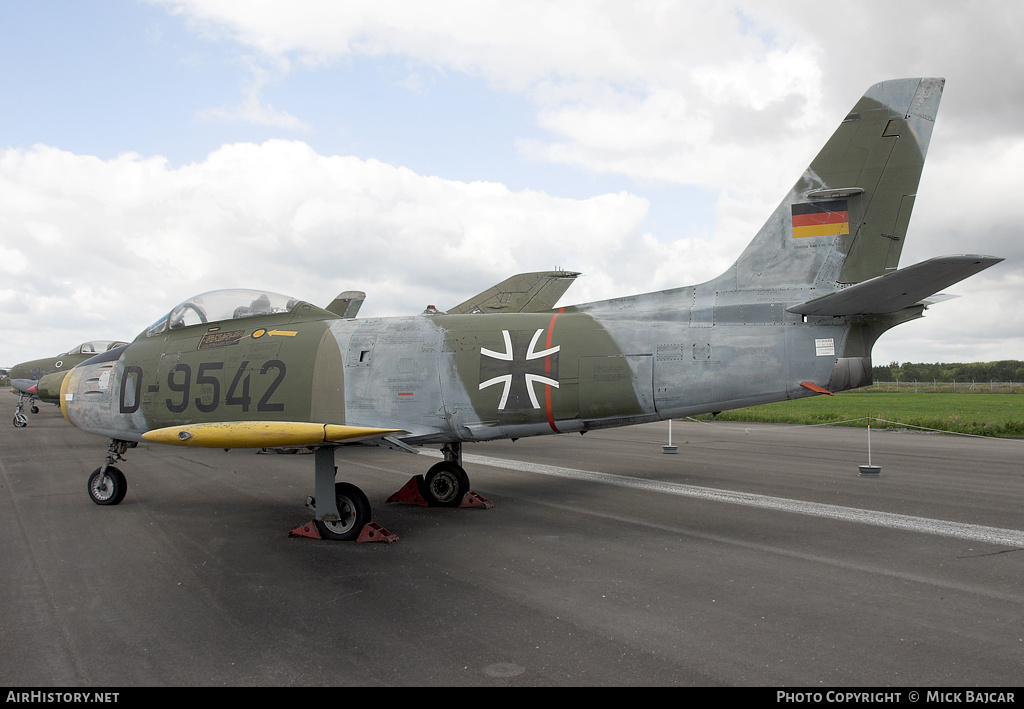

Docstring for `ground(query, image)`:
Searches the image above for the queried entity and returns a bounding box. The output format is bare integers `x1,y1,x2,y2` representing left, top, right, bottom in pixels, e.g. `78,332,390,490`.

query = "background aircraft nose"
36,371,70,403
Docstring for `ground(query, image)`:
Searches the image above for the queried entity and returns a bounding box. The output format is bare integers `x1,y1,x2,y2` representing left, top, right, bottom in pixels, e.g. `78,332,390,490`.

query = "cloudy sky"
2,1,1022,369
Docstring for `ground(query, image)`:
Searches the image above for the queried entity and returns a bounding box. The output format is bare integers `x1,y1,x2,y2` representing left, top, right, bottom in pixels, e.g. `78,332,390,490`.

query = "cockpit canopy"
146,289,302,336
63,340,129,355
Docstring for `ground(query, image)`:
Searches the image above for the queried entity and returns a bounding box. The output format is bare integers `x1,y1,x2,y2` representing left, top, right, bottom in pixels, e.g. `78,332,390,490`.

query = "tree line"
873,360,1024,382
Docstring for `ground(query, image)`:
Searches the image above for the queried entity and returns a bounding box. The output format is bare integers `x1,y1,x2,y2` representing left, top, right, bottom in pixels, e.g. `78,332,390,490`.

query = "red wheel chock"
386,475,429,506
386,475,493,508
460,492,493,509
289,521,321,538
356,522,399,543
289,521,399,543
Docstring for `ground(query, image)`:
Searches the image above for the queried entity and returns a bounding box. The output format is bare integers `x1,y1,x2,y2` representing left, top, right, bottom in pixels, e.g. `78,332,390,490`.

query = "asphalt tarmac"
2,389,1022,687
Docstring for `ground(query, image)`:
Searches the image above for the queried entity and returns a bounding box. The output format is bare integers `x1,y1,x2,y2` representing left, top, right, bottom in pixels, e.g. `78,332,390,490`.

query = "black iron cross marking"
479,329,559,410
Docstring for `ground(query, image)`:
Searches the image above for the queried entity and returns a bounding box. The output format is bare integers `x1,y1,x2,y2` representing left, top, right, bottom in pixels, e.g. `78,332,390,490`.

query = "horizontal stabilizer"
787,255,1002,316
142,421,402,448
448,270,580,314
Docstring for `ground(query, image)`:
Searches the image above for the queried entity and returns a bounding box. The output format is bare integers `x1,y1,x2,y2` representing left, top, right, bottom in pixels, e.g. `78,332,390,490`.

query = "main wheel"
88,466,127,506
313,482,371,541
13,413,28,428
30,405,39,414
422,461,470,507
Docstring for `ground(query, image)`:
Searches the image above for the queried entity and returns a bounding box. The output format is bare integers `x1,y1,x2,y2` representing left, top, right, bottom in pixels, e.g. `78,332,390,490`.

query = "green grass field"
693,392,1024,437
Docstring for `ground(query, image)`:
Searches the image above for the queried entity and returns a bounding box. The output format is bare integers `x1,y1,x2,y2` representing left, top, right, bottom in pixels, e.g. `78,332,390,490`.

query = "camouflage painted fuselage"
57,287,879,446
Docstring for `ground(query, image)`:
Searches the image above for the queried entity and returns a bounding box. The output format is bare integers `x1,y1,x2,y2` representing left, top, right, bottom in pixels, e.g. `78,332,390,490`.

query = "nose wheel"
85,439,133,505
88,466,128,505
12,393,35,427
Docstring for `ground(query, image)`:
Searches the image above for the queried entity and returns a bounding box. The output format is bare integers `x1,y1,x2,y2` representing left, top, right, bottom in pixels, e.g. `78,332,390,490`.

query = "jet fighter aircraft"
55,78,1001,540
10,340,127,427
12,271,573,431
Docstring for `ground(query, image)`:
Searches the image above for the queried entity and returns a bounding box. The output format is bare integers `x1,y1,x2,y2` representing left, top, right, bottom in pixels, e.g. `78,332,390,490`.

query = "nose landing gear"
12,393,36,428
86,440,133,505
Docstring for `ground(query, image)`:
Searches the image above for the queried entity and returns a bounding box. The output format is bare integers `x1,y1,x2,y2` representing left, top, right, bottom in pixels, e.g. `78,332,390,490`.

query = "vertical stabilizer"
727,78,944,291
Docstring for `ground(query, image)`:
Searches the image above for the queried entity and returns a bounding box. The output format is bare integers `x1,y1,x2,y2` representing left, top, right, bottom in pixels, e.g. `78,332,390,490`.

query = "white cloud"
5,1,1022,368
873,269,1024,366
152,0,1024,212
0,141,650,365
195,53,309,129
153,2,1024,151
157,0,825,191
155,1,738,87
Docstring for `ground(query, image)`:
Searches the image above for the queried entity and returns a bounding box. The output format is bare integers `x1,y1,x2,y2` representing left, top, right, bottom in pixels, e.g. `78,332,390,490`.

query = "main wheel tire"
30,405,39,414
13,413,28,428
88,466,127,506
422,461,470,507
313,482,371,541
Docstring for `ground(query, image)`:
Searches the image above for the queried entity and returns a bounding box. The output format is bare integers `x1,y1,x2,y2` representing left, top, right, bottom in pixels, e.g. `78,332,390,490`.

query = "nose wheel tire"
13,413,28,428
88,467,128,506
313,483,371,541
422,461,470,507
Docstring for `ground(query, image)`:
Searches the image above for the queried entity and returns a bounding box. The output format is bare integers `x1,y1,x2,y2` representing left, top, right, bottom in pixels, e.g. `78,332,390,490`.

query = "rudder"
728,78,944,291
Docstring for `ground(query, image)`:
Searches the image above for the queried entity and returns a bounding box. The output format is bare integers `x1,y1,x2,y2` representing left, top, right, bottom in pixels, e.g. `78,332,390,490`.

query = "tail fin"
727,78,945,291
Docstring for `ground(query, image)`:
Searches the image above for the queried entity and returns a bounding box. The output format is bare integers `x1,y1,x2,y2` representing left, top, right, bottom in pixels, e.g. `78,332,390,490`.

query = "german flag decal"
791,200,849,238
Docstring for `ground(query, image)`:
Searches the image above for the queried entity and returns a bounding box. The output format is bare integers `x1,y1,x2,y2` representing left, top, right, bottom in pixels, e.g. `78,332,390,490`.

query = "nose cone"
8,374,38,394
59,356,136,440
8,363,29,381
9,356,61,393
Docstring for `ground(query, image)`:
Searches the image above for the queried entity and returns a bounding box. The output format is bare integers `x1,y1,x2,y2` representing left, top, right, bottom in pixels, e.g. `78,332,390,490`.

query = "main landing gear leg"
443,441,463,469
291,446,397,542
12,392,34,427
86,439,131,505
386,441,493,509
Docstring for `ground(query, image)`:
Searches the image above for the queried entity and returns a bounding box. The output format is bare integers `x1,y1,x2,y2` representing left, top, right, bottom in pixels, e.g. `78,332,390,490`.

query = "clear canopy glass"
63,340,128,355
146,289,301,335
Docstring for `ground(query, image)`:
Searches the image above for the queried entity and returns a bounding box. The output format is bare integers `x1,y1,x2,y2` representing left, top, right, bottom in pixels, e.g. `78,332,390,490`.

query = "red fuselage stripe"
545,309,563,432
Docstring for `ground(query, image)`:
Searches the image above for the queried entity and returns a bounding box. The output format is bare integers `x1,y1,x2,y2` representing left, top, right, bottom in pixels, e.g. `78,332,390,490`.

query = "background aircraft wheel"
313,482,371,541
422,461,470,507
13,413,28,428
88,467,127,506
30,405,39,414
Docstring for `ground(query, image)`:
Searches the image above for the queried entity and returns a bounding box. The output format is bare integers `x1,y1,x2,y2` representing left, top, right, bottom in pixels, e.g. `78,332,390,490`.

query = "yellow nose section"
58,368,73,422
